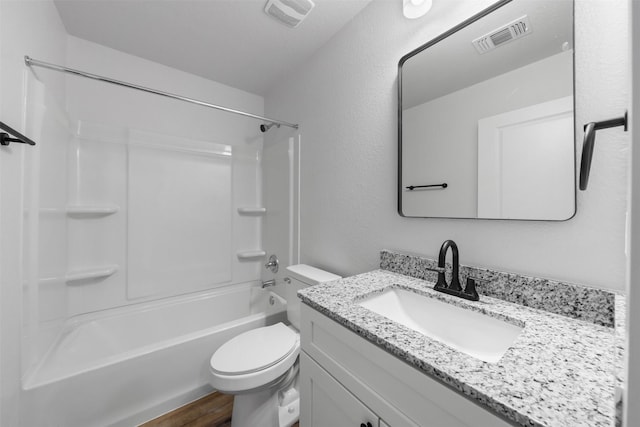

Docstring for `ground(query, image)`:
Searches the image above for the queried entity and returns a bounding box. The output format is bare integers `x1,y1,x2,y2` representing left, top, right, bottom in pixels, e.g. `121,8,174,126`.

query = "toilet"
208,264,341,427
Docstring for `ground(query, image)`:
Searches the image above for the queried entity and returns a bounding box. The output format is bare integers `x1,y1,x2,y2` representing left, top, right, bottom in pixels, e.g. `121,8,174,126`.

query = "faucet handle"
463,277,480,301
425,266,445,273
264,254,279,273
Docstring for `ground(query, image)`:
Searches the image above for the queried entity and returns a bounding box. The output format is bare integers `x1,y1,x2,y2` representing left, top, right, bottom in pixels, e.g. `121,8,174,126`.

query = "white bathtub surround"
21,284,286,427
298,270,622,427
12,32,272,426
63,37,266,316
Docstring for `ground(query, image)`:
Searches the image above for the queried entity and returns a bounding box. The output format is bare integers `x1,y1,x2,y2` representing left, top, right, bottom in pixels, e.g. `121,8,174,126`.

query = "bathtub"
21,283,287,427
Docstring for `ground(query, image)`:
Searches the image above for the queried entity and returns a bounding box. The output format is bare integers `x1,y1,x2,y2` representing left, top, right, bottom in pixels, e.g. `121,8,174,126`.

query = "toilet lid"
210,323,298,376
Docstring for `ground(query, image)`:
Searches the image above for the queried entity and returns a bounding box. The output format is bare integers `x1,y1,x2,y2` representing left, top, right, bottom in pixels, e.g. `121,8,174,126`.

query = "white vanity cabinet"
299,304,514,427
300,352,382,427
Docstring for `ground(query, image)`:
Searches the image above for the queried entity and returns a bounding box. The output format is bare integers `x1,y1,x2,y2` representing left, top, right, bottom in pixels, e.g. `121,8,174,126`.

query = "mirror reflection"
399,0,575,220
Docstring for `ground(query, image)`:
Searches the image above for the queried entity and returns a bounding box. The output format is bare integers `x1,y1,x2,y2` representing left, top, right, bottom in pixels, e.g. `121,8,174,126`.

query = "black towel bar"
406,183,448,191
0,121,36,146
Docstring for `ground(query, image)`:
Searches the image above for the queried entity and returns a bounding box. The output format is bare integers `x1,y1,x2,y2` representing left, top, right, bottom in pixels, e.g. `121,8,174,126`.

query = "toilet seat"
209,322,300,393
211,323,298,375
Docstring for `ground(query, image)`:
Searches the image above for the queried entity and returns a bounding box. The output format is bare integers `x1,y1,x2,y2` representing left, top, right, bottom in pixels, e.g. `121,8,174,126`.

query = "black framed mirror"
398,0,575,220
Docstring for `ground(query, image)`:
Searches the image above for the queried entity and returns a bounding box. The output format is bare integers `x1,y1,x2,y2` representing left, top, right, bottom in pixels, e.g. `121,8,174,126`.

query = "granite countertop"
298,269,620,427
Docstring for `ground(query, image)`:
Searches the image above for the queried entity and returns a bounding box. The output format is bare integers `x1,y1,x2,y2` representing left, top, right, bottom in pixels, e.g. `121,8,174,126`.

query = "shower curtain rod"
24,56,299,130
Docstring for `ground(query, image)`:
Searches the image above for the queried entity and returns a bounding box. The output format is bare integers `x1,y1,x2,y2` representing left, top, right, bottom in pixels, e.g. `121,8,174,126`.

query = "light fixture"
403,0,433,19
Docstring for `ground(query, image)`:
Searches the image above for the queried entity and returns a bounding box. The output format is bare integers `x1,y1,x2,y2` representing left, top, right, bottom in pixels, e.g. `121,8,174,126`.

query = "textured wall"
264,0,630,291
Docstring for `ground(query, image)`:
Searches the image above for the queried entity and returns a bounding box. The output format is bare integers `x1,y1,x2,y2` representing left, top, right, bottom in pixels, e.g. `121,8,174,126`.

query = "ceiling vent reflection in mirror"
472,15,532,54
264,0,315,28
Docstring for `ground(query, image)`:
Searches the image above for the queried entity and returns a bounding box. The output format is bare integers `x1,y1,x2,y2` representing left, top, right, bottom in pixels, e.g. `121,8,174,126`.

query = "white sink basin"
358,287,523,363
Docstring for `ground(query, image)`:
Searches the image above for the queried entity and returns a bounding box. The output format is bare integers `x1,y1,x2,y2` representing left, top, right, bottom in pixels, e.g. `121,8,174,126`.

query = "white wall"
0,2,68,425
264,0,630,291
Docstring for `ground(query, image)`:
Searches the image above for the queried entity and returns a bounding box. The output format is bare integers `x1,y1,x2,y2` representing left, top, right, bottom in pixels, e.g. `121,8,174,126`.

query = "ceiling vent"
472,15,532,54
264,0,315,28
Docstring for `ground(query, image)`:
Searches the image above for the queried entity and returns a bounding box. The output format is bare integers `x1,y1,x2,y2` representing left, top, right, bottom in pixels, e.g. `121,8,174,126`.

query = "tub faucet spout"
261,279,276,288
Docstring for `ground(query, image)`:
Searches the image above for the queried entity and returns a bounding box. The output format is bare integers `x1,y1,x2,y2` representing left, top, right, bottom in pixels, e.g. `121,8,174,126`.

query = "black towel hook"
579,111,627,191
0,121,37,147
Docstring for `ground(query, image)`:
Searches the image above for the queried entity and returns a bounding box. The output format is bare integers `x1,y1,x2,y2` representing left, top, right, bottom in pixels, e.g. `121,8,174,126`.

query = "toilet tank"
285,264,341,330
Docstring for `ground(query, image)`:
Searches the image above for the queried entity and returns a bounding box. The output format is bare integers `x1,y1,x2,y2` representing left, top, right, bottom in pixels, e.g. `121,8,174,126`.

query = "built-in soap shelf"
236,250,266,260
237,207,266,216
66,205,119,217
65,265,118,284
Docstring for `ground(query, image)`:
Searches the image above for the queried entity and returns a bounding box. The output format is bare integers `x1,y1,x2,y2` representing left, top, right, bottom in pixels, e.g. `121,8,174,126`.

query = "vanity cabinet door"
300,352,379,427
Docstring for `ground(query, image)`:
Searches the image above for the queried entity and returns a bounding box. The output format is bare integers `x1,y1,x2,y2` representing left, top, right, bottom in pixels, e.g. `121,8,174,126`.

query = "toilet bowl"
208,264,340,427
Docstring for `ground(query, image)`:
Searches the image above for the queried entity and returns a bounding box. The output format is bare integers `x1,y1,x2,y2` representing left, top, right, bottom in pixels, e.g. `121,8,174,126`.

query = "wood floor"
141,392,300,427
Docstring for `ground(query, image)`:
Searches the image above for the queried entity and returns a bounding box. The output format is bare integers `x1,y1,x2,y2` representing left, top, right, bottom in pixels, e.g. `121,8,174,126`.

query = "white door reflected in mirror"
477,96,574,219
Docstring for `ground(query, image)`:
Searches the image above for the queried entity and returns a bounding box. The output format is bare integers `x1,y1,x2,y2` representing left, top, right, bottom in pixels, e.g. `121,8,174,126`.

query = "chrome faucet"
432,240,479,301
261,279,276,288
